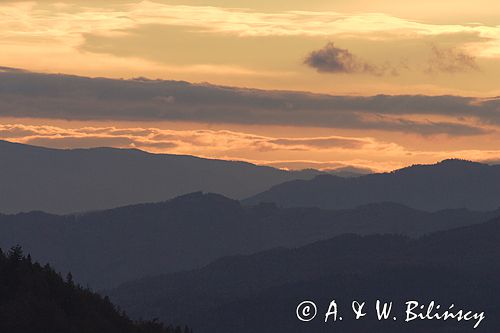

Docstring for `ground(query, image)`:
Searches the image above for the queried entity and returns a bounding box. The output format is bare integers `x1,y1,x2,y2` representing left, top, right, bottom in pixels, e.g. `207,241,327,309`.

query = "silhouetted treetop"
0,246,190,333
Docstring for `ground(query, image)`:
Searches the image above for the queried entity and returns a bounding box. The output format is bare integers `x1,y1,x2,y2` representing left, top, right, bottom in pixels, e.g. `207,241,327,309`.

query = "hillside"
245,159,500,211
109,216,500,332
0,192,497,289
0,246,189,333
0,139,321,214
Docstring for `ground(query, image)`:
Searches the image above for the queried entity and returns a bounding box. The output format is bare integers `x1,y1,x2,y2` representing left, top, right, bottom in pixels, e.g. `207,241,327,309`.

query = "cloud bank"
0,68,498,136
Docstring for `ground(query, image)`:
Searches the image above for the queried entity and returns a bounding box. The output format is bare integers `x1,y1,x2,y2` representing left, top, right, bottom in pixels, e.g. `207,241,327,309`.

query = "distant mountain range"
0,192,498,289
109,215,500,332
245,159,500,211
0,139,325,214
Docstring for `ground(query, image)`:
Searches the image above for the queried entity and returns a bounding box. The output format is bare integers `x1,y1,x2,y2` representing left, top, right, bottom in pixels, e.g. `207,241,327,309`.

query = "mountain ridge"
0,192,498,289
245,159,500,211
0,139,325,214
108,215,500,332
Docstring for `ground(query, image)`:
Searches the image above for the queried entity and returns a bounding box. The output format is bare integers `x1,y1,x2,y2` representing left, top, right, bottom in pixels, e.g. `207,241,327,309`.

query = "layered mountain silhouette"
0,192,498,289
245,159,500,211
109,216,500,332
0,246,189,333
0,139,323,214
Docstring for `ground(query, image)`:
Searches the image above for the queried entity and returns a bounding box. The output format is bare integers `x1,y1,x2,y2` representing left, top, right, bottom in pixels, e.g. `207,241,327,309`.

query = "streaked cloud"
1,122,500,172
305,42,481,76
0,68,498,136
0,124,373,151
0,1,499,96
0,123,401,170
1,1,498,54
426,44,480,74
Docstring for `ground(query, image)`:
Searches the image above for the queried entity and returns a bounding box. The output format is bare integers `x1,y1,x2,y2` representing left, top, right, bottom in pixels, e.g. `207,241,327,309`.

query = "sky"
0,0,500,171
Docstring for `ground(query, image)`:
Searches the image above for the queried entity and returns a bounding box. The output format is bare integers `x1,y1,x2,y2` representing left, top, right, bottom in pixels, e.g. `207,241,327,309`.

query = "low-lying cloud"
2,123,500,172
0,124,374,152
0,123,400,170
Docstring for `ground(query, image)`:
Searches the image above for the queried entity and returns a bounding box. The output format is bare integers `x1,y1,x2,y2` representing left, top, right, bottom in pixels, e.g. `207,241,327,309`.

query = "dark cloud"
426,44,480,74
384,118,486,136
304,42,383,75
0,67,497,136
305,42,481,77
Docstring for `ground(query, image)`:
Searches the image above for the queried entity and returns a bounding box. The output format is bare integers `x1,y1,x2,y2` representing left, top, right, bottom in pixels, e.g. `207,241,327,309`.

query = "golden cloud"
1,1,499,55
1,122,500,172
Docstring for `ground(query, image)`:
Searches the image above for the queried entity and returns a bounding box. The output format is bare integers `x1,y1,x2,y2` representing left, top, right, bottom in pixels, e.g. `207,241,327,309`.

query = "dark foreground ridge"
0,246,191,333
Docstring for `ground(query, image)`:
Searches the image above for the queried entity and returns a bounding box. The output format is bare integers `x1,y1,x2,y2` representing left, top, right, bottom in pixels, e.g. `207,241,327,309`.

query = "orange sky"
0,1,499,171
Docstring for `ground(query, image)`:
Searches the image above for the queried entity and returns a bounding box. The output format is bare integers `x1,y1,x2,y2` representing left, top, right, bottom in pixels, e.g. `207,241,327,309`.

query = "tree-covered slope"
0,246,190,333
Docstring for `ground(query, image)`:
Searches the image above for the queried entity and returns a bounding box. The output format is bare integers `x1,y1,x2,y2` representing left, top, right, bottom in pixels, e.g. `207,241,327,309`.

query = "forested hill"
245,159,500,211
1,192,497,289
0,139,321,214
0,246,190,333
109,215,500,332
